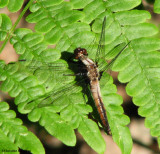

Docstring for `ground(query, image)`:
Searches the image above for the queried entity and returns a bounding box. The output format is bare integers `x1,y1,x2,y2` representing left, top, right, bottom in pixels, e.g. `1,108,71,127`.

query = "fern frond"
111,24,160,152
1,0,160,153
26,1,85,45
101,72,132,153
10,28,51,58
0,101,45,153
27,93,94,146
0,56,106,151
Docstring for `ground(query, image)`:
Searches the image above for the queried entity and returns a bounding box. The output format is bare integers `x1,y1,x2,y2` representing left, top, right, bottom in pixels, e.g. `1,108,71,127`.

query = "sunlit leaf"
0,14,12,41
154,0,160,14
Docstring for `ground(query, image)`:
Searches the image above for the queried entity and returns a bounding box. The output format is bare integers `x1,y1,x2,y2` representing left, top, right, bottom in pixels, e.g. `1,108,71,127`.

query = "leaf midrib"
111,9,157,105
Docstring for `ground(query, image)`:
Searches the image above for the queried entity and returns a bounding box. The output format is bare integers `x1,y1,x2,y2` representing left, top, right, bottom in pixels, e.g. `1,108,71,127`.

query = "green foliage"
111,21,160,154
0,0,160,153
0,14,12,41
0,0,9,8
105,0,141,12
100,72,132,153
78,118,106,153
154,0,160,14
0,0,24,12
0,101,45,153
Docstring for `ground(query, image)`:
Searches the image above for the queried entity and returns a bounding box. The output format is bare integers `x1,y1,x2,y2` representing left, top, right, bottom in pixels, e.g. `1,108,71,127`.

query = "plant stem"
0,0,34,53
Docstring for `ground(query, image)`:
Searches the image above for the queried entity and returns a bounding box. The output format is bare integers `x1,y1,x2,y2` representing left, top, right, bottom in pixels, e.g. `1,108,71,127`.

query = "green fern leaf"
0,0,23,12
90,1,159,152
123,23,158,40
112,32,160,150
0,0,9,8
70,0,94,9
26,1,84,45
154,0,160,14
0,129,19,154
0,101,45,153
0,14,12,41
105,0,141,12
8,0,24,12
27,93,93,146
101,72,132,154
82,0,106,24
114,10,151,25
78,118,106,154
29,107,77,146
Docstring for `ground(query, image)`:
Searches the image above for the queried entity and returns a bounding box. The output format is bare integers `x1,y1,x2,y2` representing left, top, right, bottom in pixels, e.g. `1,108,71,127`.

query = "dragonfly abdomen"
91,80,111,135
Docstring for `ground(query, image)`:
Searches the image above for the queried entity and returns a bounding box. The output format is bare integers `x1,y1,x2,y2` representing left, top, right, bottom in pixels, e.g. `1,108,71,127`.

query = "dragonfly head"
74,47,88,59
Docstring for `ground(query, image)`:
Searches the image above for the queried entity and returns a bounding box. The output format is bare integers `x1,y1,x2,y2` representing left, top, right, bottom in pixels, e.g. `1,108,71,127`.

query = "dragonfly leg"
82,92,87,104
63,72,87,76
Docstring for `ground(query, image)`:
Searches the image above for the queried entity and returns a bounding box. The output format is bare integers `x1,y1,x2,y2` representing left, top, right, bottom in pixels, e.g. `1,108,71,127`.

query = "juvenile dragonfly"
10,17,129,135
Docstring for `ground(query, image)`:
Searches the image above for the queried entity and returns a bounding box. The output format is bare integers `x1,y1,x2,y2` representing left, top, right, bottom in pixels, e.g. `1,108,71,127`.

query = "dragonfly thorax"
74,47,100,81
87,64,100,81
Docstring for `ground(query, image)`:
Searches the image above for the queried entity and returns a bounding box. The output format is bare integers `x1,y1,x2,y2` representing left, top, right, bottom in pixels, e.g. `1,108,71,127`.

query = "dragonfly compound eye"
74,47,88,59
74,47,81,59
82,49,88,56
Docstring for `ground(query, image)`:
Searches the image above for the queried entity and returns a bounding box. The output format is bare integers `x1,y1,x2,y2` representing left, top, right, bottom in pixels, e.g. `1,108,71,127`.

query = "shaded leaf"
0,102,45,154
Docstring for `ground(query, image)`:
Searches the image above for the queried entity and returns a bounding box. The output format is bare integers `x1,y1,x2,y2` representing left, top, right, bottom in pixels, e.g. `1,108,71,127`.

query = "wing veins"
96,16,106,63
99,42,131,72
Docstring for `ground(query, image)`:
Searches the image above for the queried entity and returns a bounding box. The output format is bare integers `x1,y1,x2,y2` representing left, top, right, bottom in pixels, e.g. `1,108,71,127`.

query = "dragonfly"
9,16,130,135
72,18,129,134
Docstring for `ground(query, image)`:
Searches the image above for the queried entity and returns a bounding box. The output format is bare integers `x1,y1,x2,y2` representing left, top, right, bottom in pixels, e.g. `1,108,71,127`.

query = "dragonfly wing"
19,59,68,71
9,59,85,72
98,42,130,89
7,59,80,98
24,78,87,110
99,42,131,72
95,16,106,64
9,58,78,80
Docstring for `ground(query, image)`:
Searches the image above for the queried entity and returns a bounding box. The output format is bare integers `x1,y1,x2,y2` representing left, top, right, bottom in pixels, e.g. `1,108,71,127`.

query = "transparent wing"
97,42,131,90
7,59,79,93
95,16,106,64
8,59,86,78
99,42,131,72
9,59,70,72
24,78,87,110
85,37,97,60
7,59,89,110
94,16,130,74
